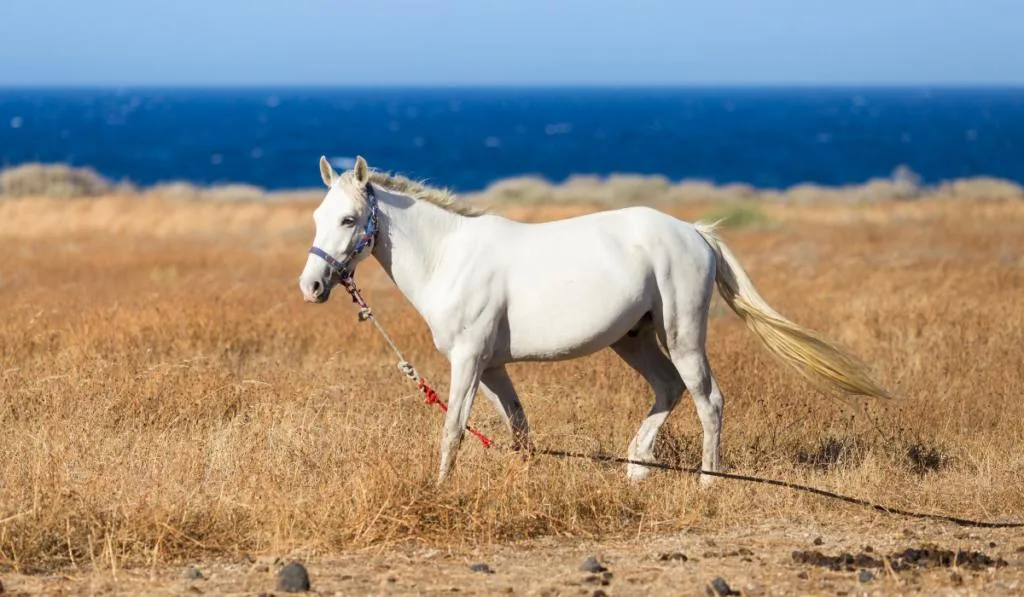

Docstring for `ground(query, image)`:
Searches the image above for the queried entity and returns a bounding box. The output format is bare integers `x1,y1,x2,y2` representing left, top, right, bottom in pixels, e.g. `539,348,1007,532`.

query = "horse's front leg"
437,347,485,485
480,366,532,452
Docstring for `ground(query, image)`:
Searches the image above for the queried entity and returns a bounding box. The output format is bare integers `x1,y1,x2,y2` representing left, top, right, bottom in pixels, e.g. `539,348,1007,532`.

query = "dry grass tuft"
1,193,1023,576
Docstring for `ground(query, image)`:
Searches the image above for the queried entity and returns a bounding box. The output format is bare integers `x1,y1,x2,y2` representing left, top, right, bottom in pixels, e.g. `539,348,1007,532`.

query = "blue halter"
308,183,378,282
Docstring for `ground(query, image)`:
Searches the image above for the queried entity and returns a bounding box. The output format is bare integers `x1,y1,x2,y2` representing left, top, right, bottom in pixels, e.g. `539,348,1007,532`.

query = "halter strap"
308,182,378,282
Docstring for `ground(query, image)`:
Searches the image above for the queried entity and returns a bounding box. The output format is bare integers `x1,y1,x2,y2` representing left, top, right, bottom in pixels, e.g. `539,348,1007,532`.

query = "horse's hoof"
626,462,654,482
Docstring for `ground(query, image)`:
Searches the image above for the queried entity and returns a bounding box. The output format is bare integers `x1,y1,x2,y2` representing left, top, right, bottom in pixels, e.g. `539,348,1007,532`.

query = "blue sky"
1,0,1021,86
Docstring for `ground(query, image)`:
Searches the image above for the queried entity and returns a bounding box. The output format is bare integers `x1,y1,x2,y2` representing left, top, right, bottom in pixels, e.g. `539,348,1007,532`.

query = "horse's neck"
371,188,462,312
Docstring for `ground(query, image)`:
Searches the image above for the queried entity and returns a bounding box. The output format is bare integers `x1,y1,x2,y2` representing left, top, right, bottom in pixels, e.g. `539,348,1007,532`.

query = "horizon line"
2,81,1024,90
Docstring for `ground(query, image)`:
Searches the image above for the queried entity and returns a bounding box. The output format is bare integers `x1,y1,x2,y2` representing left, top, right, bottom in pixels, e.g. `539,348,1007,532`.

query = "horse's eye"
341,216,356,227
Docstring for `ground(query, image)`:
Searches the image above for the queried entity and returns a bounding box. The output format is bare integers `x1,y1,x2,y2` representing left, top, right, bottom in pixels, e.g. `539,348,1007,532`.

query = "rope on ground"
337,277,1022,530
531,448,1024,529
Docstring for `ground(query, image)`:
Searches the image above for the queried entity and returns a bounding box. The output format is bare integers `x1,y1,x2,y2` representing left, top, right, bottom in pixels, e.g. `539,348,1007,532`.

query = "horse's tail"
692,220,892,400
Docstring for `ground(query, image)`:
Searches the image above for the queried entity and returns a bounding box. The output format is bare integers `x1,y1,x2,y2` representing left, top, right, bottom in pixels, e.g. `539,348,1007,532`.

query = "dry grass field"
1,190,1023,595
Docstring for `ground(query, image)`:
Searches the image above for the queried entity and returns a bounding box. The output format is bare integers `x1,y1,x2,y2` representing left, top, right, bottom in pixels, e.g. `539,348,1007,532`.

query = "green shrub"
701,203,771,228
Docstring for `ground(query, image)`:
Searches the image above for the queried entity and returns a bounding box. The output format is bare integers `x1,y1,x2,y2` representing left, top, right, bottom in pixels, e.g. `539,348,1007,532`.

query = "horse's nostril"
311,280,322,296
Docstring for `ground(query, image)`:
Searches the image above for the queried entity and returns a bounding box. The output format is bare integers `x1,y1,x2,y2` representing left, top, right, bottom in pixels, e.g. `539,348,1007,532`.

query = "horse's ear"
354,155,369,183
319,155,336,187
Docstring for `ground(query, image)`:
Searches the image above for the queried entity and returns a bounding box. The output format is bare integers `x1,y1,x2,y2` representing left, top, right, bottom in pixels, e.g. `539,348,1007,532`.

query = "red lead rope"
340,276,493,448
417,377,493,448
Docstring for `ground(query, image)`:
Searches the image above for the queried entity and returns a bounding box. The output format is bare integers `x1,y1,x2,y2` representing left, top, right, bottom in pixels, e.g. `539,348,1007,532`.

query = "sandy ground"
3,516,1023,596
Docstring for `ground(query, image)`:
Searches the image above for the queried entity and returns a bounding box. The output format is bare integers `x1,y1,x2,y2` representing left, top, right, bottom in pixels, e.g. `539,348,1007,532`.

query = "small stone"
797,571,808,579
657,552,688,562
592,591,609,597
469,563,494,574
950,571,963,585
183,566,204,581
579,556,607,573
989,541,997,548
581,572,612,586
276,561,311,593
858,570,875,583
813,537,824,546
706,576,738,596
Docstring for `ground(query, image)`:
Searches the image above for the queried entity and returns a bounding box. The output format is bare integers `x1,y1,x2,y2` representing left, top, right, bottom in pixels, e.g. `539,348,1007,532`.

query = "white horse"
298,156,891,485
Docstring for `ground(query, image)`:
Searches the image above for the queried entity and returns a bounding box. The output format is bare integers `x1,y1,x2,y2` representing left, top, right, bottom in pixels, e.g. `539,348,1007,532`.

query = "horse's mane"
340,168,485,217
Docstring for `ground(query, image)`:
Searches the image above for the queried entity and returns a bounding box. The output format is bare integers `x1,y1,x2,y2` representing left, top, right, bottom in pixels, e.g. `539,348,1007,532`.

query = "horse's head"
298,155,378,303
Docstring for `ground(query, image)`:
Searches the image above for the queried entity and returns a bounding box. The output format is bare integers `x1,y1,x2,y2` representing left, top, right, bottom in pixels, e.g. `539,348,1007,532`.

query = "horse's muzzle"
299,277,332,303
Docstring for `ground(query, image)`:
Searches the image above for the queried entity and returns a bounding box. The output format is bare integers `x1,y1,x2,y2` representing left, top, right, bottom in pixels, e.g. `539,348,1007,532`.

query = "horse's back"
477,205,714,286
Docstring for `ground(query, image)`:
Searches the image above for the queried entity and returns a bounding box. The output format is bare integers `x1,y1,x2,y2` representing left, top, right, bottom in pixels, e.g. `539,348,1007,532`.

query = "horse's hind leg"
480,366,531,451
659,300,725,486
611,325,686,481
671,348,724,486
655,253,729,485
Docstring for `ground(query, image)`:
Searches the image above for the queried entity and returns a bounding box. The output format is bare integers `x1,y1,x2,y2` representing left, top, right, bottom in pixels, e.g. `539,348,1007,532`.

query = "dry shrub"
472,165,1020,207
782,178,919,204
795,436,868,470
537,173,675,205
144,181,204,201
0,163,112,198
475,174,743,206
146,182,268,203
556,174,607,203
934,177,1024,201
851,179,918,202
478,175,554,204
470,166,934,207
662,181,761,204
602,173,672,204
665,180,727,203
1,195,1023,574
199,184,267,203
263,189,325,203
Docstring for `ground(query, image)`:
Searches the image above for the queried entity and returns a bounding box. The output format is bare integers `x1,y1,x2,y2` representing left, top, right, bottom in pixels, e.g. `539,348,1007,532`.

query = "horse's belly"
476,206,685,364
503,276,652,362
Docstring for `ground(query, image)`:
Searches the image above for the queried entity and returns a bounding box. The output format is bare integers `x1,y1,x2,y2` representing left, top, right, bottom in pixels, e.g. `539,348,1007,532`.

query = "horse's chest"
420,281,501,359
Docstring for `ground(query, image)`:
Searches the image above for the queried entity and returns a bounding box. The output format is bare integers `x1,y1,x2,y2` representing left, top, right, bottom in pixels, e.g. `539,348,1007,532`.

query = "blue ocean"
0,87,1022,192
